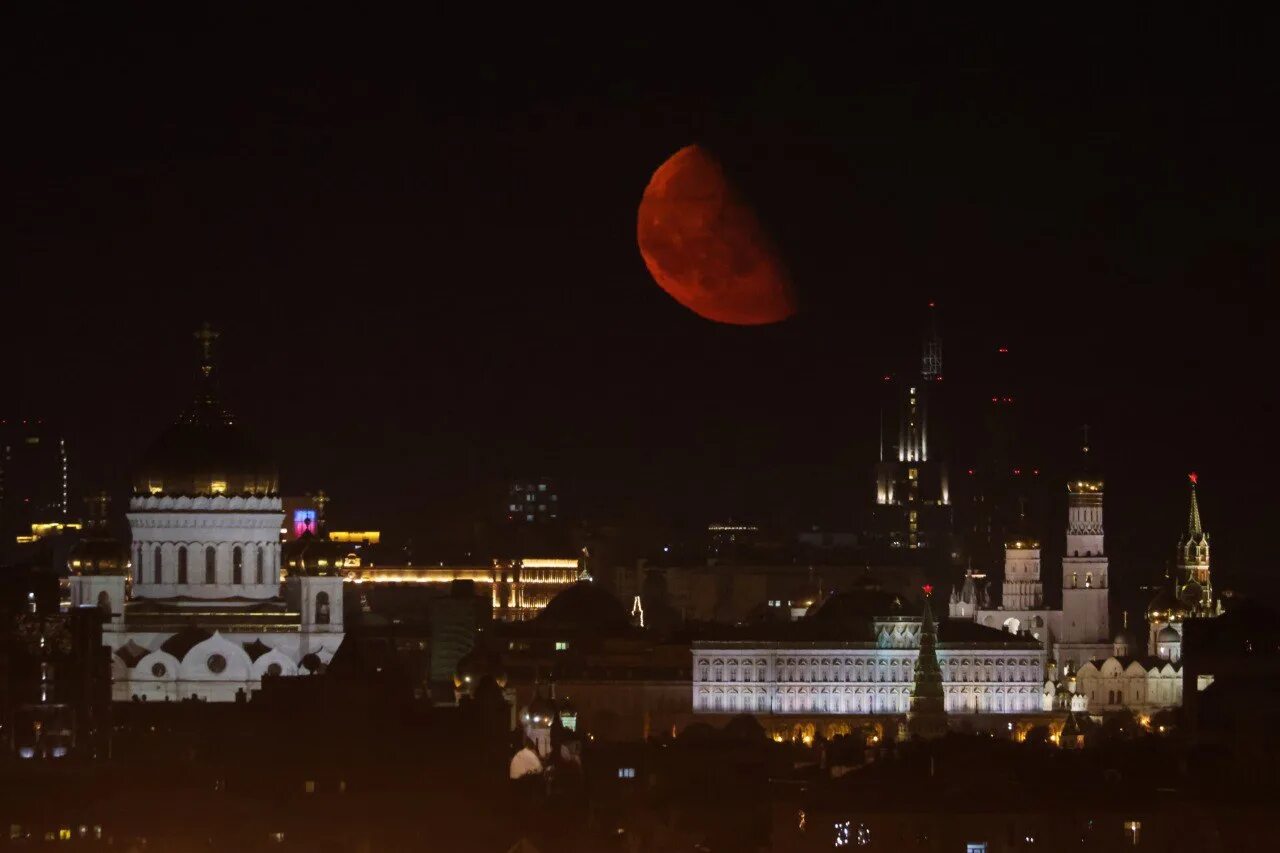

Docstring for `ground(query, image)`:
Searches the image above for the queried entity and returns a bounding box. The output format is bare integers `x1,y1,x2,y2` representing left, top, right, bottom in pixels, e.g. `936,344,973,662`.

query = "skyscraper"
870,304,951,550
0,420,70,553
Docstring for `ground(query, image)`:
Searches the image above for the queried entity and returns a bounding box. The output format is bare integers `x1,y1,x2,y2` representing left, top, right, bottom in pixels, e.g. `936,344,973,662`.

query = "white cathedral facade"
67,327,344,701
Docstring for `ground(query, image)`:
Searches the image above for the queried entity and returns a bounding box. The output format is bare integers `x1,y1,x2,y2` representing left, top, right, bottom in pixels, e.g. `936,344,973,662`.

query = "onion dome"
1157,625,1181,643
1179,580,1204,608
68,493,130,576
522,692,558,726
282,533,348,577
1146,586,1189,622
133,324,277,498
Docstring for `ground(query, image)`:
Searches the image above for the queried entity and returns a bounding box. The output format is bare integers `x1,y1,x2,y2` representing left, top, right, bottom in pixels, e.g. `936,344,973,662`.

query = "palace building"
66,326,343,701
692,583,1049,725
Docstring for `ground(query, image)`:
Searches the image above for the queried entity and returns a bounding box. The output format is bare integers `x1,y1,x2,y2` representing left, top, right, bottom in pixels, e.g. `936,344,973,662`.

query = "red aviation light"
991,396,998,403
967,469,975,476
998,347,1009,353
883,374,892,382
1013,468,1022,476
1189,471,1198,485
922,584,934,597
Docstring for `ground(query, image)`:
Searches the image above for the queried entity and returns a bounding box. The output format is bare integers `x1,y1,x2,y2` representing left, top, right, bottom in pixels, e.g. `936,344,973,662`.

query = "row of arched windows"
136,544,274,585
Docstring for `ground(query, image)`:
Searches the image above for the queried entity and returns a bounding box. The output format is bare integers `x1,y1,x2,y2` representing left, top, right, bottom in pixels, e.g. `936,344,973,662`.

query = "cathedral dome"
133,325,278,498
134,417,277,498
537,581,629,632
1157,625,1181,643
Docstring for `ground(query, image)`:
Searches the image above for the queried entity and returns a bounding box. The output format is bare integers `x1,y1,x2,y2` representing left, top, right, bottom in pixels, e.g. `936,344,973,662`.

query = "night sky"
8,11,1277,594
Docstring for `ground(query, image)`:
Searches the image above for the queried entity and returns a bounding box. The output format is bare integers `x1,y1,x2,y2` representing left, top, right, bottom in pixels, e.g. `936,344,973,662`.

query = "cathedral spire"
182,323,234,427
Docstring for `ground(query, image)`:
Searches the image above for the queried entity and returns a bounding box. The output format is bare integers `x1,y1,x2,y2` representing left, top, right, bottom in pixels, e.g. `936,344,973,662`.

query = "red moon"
637,145,795,325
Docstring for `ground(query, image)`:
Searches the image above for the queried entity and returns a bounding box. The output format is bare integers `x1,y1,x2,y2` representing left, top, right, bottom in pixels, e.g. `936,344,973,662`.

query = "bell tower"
1056,430,1111,669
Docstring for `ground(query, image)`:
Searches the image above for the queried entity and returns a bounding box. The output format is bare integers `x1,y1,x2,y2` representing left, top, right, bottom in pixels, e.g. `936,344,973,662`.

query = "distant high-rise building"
956,344,1046,574
506,477,559,525
1,420,70,547
870,304,951,550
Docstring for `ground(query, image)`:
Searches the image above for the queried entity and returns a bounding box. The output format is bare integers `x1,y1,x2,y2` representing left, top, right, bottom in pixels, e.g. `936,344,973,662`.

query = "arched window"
233,546,243,584
205,546,216,584
177,547,188,584
316,591,331,625
97,590,111,615
136,546,144,584
256,548,265,584
154,545,163,584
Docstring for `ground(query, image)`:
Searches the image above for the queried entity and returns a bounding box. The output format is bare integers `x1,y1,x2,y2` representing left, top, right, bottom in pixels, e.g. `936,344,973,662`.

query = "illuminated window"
555,641,569,651
966,844,987,853
908,468,918,480
304,780,316,793
59,829,72,841
617,767,636,779
210,480,227,495
538,483,547,492
1123,821,1140,845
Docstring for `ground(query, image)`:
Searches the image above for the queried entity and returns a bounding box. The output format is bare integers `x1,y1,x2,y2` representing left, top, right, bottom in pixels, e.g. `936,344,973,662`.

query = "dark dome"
537,581,629,631
1157,625,1181,643
134,418,277,497
282,534,349,577
133,328,277,497
1146,586,1189,620
524,693,557,724
68,536,131,576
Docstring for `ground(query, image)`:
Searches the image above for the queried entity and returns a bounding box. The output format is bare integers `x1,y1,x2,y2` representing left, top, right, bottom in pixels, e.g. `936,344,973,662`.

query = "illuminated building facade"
692,583,1046,722
343,557,584,621
870,305,951,550
73,327,344,701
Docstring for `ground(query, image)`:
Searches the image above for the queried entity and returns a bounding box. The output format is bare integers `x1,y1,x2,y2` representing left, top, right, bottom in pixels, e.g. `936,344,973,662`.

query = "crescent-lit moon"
637,144,795,325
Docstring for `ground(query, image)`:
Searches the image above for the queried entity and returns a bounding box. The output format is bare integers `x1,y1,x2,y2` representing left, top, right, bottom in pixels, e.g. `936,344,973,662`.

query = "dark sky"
7,11,1278,593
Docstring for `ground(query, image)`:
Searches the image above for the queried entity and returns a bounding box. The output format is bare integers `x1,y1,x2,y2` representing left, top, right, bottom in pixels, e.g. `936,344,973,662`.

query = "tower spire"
922,301,942,381
909,585,947,738
1187,472,1202,536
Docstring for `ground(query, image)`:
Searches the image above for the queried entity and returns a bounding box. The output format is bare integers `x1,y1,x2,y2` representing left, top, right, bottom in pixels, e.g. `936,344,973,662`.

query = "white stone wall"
1076,658,1183,713
128,495,283,601
1002,547,1043,609
107,626,341,702
692,645,1046,715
